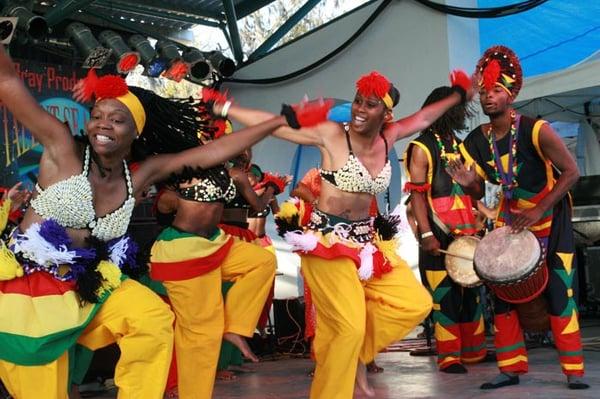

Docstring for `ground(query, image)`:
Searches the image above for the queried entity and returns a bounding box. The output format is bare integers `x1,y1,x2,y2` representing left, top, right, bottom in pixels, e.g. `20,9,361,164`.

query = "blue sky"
478,0,600,76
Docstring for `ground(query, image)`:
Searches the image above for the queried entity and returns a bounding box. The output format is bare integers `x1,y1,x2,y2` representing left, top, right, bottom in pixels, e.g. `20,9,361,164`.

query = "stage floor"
86,319,600,398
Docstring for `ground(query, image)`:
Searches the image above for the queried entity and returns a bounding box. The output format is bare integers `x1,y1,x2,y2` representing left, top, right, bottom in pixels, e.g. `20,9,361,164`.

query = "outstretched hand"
445,158,477,188
72,79,87,103
449,69,480,103
6,182,31,212
201,87,232,117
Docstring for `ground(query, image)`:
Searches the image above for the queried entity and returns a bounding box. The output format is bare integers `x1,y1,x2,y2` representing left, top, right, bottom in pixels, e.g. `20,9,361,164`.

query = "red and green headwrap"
356,71,397,110
477,45,523,98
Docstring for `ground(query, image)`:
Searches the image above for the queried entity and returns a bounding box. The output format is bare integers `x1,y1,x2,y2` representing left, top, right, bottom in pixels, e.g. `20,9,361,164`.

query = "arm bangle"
420,231,434,239
220,101,232,118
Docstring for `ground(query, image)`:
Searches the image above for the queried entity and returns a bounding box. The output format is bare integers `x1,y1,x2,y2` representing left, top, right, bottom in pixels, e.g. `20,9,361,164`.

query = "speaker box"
272,298,307,354
582,246,600,303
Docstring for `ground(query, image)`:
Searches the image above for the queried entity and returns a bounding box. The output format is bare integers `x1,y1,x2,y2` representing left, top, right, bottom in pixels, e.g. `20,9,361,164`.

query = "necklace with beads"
487,111,520,195
433,131,459,169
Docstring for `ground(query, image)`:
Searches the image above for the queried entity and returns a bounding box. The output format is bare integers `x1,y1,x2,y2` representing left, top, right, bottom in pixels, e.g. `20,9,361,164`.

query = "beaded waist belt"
307,209,373,244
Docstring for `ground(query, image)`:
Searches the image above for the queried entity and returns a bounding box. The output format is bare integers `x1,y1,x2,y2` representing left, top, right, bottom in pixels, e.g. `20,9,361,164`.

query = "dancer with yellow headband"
0,41,305,398
211,69,476,398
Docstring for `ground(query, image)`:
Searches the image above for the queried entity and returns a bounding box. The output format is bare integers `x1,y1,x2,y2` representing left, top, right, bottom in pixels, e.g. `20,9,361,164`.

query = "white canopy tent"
514,57,600,176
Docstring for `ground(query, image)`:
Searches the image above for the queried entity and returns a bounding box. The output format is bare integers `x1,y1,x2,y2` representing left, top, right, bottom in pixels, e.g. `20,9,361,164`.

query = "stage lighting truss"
182,47,211,81
65,22,111,69
3,4,48,41
128,34,168,78
206,51,235,77
99,30,140,74
155,40,189,82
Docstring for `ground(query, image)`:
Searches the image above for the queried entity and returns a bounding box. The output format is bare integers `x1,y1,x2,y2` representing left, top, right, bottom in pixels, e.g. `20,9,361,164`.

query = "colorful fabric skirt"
0,220,136,366
150,227,234,281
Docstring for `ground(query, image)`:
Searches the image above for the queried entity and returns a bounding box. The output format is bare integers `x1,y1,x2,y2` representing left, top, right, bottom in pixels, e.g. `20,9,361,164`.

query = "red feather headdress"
476,45,522,98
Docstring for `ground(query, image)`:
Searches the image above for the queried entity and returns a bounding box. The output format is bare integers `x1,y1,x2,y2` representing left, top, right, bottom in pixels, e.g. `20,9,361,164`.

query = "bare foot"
366,361,384,373
223,333,259,362
355,362,375,397
216,370,238,381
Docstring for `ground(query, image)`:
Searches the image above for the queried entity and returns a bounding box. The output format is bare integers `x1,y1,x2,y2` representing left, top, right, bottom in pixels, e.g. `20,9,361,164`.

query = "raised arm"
225,103,333,146
385,70,476,142
139,116,286,187
0,46,73,160
385,92,463,142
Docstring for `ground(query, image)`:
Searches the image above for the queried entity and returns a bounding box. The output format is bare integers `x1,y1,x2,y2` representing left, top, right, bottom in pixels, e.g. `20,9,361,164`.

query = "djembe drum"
474,226,550,331
444,236,482,288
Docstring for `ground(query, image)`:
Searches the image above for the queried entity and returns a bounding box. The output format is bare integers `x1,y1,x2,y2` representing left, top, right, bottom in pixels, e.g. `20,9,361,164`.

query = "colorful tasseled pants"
0,278,175,399
491,197,584,376
419,227,486,370
301,254,432,399
151,227,276,399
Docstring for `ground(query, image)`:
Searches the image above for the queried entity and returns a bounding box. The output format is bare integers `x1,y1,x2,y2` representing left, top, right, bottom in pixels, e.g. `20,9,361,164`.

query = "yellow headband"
381,93,393,110
115,91,146,135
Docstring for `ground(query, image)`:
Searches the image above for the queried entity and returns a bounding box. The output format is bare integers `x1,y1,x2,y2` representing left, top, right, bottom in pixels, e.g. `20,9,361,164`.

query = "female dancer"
0,43,294,399
214,70,475,398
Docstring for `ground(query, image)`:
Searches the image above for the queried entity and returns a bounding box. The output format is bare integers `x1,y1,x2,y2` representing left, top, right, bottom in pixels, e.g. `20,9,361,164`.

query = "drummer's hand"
422,236,441,256
510,207,544,233
445,159,477,188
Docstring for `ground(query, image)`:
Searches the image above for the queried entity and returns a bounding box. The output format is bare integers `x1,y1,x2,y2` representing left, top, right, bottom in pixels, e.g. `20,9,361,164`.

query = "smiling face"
86,98,137,156
479,85,514,118
350,92,390,135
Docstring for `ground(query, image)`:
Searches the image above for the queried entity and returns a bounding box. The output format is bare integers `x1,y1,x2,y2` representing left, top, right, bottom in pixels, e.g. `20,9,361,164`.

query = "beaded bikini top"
320,124,392,195
30,146,135,241
178,167,237,203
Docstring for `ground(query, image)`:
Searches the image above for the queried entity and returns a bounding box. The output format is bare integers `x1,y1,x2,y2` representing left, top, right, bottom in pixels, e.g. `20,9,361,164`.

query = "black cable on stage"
414,0,548,18
223,0,392,85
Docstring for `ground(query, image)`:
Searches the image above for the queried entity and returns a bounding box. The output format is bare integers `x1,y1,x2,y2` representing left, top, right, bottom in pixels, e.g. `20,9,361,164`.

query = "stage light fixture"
4,5,48,40
155,40,190,82
207,51,235,77
182,48,211,81
128,34,168,78
98,30,140,74
0,17,17,44
66,22,111,68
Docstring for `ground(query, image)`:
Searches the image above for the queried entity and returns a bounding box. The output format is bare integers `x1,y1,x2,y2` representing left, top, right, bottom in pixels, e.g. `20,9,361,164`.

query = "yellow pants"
302,255,432,399
0,279,175,399
163,239,276,399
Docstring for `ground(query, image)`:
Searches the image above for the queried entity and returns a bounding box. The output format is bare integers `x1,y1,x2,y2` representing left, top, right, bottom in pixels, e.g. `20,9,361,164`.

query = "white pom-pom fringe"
283,231,318,252
358,242,376,281
109,237,130,267
13,223,78,267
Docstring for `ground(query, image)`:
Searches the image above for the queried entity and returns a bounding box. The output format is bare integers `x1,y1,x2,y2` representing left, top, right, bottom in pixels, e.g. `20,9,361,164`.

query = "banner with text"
0,59,88,188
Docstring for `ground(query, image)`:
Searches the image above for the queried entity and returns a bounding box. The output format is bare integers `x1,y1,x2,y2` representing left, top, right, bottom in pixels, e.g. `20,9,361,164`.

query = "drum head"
445,236,481,287
474,226,541,283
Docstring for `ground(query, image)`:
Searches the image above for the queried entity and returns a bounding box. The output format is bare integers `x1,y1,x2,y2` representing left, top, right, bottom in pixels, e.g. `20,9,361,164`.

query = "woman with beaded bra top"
0,41,309,399
217,69,477,398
